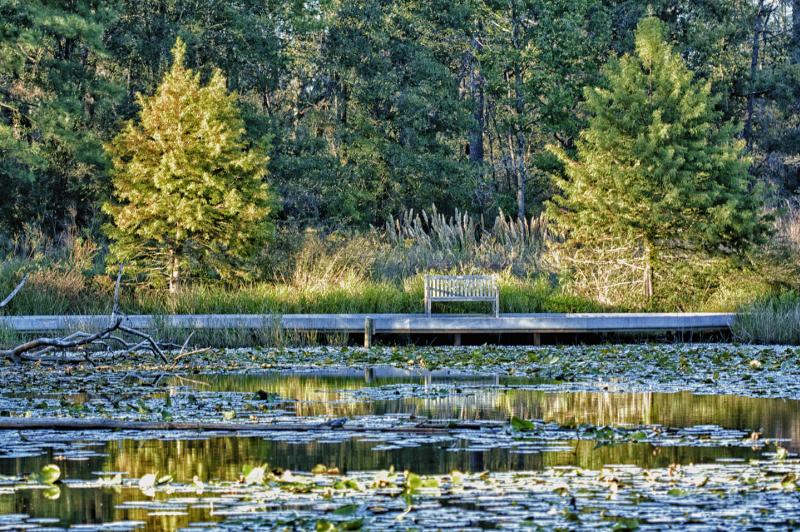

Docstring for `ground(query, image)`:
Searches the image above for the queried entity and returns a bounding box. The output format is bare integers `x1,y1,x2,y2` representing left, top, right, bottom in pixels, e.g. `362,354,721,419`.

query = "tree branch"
0,266,171,364
0,274,28,309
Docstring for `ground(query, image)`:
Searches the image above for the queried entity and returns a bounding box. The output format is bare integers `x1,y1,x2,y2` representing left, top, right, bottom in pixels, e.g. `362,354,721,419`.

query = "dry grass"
380,206,547,278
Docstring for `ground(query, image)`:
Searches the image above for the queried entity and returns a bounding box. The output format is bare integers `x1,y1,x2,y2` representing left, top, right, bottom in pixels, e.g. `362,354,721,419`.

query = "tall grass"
729,203,800,345
732,292,800,345
0,205,792,320
380,206,547,278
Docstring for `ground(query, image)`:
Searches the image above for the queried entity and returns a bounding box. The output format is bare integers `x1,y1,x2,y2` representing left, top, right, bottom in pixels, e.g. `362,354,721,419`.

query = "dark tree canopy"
0,0,797,262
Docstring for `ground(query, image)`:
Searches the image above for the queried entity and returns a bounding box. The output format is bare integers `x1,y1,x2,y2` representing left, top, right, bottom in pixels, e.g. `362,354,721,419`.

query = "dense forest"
3,0,799,233
1,1,799,322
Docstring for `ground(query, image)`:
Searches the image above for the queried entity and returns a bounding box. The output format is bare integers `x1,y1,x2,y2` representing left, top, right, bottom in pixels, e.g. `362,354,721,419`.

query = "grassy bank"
0,267,607,316
732,292,800,345
0,207,798,348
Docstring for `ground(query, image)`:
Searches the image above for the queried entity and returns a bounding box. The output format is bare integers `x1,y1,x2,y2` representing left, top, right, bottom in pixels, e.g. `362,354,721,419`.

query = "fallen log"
0,417,505,433
0,265,169,364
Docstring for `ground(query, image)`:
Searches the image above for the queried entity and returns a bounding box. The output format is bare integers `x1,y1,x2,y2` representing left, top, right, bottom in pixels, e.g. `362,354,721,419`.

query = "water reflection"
176,370,800,445
0,369,797,528
0,436,762,529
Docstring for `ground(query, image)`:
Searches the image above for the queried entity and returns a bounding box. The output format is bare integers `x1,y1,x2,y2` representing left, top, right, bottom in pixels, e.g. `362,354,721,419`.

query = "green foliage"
0,0,121,234
313,0,474,225
0,2,798,318
510,416,536,432
549,17,770,297
103,39,274,289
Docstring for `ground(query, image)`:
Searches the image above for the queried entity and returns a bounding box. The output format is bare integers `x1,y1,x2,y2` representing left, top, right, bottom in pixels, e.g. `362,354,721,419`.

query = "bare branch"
0,264,171,365
2,317,124,363
118,325,169,363
0,274,28,309
112,264,124,317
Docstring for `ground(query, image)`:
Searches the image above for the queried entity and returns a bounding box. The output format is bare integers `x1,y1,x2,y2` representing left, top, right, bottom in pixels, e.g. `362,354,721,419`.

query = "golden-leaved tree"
104,38,274,292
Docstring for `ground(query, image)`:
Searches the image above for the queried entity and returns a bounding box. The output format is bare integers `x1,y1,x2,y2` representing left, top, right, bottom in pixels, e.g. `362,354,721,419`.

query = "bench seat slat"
424,274,499,317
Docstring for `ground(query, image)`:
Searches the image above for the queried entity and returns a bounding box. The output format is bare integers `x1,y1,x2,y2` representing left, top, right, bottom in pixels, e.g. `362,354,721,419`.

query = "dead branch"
118,325,168,363
0,266,171,365
1,317,124,363
0,274,28,309
171,347,211,365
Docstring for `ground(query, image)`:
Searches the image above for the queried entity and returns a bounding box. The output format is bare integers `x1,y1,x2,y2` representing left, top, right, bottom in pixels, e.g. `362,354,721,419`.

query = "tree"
548,17,769,300
314,0,474,226
103,38,273,292
0,0,121,236
479,0,612,219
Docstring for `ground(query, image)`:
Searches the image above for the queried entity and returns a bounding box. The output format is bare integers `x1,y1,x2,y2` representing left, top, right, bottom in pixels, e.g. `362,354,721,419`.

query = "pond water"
0,365,799,529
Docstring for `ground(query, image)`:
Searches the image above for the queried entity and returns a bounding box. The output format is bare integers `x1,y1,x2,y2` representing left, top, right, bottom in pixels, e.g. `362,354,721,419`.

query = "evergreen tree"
548,17,769,299
0,0,121,235
317,0,474,225
104,39,273,291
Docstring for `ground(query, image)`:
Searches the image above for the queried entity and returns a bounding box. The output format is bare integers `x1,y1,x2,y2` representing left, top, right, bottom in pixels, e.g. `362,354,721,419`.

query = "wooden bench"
424,275,499,318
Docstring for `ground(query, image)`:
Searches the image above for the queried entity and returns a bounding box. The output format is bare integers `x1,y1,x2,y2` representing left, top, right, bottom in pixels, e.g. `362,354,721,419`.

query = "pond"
0,345,799,529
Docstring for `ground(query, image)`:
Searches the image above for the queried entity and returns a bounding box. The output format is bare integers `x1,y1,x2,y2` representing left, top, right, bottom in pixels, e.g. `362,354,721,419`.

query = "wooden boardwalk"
0,313,734,334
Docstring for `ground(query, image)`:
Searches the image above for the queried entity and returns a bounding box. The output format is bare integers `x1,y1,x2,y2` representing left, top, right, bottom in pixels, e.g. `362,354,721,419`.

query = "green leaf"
42,485,61,500
406,472,422,490
315,519,335,532
511,416,536,432
39,464,60,484
333,504,359,516
341,518,364,530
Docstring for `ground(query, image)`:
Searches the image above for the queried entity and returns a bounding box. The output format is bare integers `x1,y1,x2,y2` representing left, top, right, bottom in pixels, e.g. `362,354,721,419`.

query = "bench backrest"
424,275,497,300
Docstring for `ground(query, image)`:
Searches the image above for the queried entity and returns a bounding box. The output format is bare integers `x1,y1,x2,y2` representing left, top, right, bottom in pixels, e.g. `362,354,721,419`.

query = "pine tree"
104,39,273,291
0,0,120,235
548,17,769,300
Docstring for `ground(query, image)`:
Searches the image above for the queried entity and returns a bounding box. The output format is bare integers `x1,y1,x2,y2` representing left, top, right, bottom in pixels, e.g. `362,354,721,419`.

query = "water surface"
0,368,797,529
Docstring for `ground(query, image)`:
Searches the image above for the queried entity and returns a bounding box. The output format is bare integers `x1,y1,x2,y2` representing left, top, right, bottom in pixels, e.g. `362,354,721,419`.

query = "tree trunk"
511,2,528,220
168,250,180,294
744,0,764,150
643,239,654,301
468,37,485,165
793,0,800,64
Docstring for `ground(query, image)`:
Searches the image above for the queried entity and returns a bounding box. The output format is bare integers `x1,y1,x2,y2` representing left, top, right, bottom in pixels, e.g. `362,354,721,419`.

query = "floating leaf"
333,504,359,516
138,473,156,492
341,518,364,530
42,485,61,500
101,473,122,486
255,390,279,401
511,416,536,432
315,519,335,532
39,464,60,484
776,446,789,461
244,466,265,485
